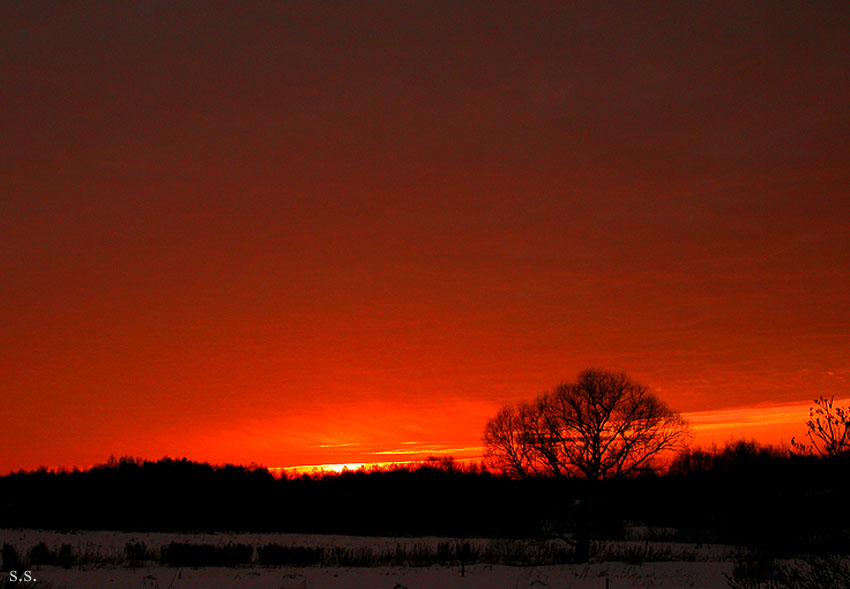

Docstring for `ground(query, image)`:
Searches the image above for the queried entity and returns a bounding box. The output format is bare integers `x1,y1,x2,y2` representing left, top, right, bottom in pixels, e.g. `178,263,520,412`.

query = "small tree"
792,396,850,457
482,403,531,478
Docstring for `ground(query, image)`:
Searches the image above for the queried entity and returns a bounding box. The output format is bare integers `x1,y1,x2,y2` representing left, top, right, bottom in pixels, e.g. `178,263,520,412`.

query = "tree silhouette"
484,369,690,480
483,368,690,561
792,396,850,457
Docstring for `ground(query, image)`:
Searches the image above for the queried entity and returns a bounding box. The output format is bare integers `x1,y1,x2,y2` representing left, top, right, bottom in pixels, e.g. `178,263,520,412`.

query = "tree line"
1,368,847,561
1,443,848,554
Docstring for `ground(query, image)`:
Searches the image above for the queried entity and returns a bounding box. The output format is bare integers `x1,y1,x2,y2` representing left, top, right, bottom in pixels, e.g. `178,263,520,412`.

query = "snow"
0,529,737,588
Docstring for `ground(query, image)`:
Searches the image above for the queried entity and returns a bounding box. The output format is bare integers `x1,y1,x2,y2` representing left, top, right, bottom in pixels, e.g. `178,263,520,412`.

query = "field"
0,529,741,588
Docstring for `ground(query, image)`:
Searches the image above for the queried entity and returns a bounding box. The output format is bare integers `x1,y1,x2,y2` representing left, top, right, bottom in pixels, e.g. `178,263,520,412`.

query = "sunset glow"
2,3,848,475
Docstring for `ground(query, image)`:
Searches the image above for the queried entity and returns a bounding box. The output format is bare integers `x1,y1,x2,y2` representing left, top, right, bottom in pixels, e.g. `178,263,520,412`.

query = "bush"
724,549,781,589
1,544,23,572
160,542,253,567
596,542,678,565
781,555,850,589
257,544,324,566
29,542,53,566
331,547,374,567
125,541,153,568
57,544,73,568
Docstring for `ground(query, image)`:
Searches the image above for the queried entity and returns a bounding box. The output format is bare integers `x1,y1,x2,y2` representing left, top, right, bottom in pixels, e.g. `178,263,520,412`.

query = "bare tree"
484,369,690,481
483,369,690,563
483,404,529,478
792,396,850,457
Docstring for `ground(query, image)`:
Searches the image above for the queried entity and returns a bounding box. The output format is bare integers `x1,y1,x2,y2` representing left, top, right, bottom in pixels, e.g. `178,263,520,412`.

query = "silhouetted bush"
781,554,850,589
28,542,51,566
723,548,780,588
330,546,374,567
257,544,323,566
595,542,681,565
1,543,23,572
477,538,573,565
722,550,850,589
125,541,153,568
160,542,253,567
57,544,73,568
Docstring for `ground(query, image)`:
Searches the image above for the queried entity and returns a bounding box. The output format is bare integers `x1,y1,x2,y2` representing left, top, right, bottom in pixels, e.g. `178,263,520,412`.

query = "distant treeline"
1,444,848,553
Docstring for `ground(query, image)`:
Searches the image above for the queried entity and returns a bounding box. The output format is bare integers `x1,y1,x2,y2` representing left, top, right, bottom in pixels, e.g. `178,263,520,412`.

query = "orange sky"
2,3,849,474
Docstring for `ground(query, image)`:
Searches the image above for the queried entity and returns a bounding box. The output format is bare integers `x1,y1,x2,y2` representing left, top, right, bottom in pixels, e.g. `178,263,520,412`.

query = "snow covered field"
1,529,737,588
3,562,737,588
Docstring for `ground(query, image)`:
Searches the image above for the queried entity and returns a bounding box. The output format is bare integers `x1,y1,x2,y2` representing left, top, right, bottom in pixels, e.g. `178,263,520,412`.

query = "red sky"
2,3,849,473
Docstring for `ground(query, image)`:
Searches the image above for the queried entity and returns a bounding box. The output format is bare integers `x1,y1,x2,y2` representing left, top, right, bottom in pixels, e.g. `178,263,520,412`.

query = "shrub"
29,542,53,566
1,544,23,572
160,542,253,567
781,555,850,589
57,544,73,569
596,542,678,565
331,547,374,567
257,544,323,566
125,541,152,568
724,549,781,589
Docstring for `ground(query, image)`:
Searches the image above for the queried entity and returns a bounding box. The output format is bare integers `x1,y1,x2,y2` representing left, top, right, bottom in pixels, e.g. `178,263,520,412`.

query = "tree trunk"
573,479,598,563
574,500,590,563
